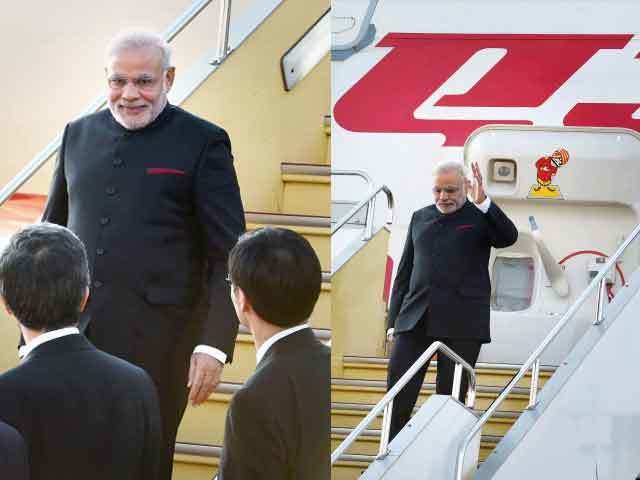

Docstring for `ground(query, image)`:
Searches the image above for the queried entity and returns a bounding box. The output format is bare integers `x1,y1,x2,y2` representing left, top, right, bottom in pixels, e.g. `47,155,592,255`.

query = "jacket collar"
22,334,95,363
256,327,317,370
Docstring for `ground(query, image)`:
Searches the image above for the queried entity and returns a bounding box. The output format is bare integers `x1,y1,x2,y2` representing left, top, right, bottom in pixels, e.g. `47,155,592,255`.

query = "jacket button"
100,217,110,226
93,280,103,288
96,248,105,256
113,158,123,166
105,186,116,196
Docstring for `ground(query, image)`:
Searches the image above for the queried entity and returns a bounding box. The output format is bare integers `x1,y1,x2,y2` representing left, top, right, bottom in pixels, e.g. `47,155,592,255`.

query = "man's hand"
465,162,487,204
187,353,224,406
385,328,395,355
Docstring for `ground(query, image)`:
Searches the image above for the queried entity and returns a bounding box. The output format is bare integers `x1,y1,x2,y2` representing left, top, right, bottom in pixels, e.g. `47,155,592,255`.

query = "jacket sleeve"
41,125,70,226
0,419,29,480
386,212,416,330
194,128,246,361
217,389,287,480
485,201,518,248
139,371,163,480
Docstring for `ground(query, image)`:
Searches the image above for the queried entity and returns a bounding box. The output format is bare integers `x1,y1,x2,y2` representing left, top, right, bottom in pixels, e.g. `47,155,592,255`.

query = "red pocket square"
456,224,474,231
146,168,186,176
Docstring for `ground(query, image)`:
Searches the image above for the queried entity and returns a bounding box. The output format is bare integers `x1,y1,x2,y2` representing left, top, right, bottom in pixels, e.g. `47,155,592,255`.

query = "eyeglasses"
107,74,161,91
432,186,461,196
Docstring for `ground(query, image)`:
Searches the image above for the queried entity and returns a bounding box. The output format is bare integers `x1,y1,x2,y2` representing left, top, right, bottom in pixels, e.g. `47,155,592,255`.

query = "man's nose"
122,82,139,100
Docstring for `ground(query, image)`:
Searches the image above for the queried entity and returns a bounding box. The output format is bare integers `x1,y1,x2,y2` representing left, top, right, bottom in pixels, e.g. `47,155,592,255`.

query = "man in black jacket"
42,30,245,477
0,420,28,480
218,228,330,480
386,161,518,440
0,223,162,480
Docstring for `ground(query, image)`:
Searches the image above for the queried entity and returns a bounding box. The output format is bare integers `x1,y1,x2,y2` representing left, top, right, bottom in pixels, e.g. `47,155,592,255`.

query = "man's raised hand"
467,161,487,205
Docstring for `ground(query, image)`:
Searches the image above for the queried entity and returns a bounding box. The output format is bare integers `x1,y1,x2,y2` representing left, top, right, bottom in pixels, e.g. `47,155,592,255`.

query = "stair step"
331,379,530,413
312,281,331,329
173,444,220,480
281,162,330,176
331,402,518,435
281,172,330,217
342,356,554,389
178,392,231,446
245,211,329,228
331,427,500,458
332,455,371,480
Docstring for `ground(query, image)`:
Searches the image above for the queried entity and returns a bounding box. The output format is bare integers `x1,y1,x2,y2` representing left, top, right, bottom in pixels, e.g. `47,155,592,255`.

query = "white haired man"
386,161,518,440
42,30,245,479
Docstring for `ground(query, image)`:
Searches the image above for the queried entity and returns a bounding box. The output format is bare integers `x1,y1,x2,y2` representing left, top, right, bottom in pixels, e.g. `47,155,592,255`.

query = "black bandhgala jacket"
387,200,518,342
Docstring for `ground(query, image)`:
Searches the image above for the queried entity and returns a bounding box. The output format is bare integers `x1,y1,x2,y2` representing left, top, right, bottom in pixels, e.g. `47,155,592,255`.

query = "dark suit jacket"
0,334,162,480
0,420,28,480
218,328,330,480
42,104,246,370
387,200,518,342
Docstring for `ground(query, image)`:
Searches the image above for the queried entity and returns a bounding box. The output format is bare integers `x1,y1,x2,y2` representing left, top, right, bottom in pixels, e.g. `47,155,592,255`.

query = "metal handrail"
331,169,374,190
332,169,375,236
332,184,394,241
455,220,640,480
213,0,233,64
331,341,477,465
0,0,231,209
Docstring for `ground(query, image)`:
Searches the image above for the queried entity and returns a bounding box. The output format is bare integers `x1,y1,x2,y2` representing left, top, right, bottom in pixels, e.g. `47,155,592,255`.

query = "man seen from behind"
0,223,162,480
218,227,330,480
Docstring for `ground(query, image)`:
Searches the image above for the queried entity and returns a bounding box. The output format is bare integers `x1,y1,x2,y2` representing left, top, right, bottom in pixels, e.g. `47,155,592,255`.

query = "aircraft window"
491,257,535,312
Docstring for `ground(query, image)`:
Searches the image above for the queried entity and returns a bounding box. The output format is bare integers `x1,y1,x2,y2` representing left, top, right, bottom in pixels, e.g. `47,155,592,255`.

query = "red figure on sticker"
534,148,569,192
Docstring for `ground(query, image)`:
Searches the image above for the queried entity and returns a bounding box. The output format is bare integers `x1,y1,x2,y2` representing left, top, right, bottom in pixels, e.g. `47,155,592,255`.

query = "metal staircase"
331,206,640,478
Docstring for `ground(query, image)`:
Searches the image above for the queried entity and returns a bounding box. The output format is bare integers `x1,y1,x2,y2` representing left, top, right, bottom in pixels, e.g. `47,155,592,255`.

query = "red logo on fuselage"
334,33,640,146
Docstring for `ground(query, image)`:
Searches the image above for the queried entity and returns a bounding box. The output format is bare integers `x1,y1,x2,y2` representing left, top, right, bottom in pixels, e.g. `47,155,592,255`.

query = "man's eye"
109,78,127,88
137,78,154,87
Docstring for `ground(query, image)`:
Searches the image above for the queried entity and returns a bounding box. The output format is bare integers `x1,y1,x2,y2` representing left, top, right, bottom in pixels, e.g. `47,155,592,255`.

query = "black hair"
0,223,90,330
228,227,321,328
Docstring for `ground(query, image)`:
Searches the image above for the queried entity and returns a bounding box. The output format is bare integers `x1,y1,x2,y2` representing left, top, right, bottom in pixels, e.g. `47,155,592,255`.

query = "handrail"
332,184,394,240
331,341,477,465
332,169,375,236
331,169,374,190
0,0,231,209
455,220,640,480
213,0,233,64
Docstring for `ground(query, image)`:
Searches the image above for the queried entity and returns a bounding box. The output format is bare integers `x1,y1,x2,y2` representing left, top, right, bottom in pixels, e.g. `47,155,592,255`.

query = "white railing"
331,341,477,465
454,221,640,480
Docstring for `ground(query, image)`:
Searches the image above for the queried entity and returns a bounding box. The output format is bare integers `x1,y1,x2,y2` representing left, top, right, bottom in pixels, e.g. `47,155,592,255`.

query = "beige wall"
332,229,390,376
0,0,251,194
183,0,330,212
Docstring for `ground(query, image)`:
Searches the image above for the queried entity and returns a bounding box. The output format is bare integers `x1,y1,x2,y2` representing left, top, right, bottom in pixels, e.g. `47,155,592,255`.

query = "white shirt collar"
255,324,309,365
18,327,80,360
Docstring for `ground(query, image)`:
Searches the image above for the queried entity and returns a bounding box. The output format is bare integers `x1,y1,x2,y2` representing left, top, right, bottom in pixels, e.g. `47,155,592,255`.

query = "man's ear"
0,298,13,318
79,287,90,313
164,66,176,91
234,287,252,314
